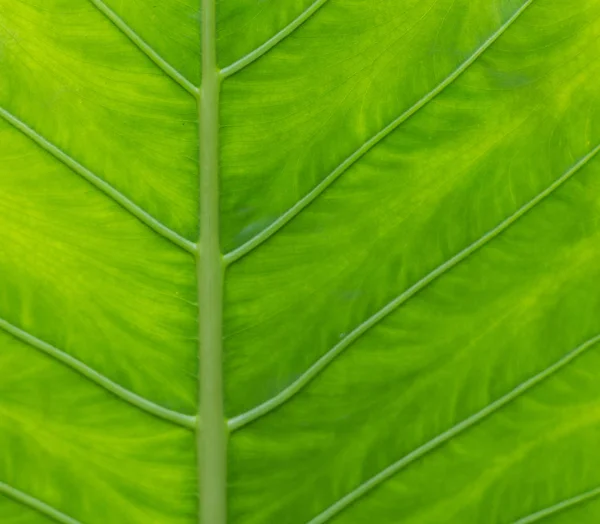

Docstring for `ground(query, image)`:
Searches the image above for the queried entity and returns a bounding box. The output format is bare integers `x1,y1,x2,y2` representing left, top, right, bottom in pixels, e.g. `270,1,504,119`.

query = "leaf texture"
2,0,600,523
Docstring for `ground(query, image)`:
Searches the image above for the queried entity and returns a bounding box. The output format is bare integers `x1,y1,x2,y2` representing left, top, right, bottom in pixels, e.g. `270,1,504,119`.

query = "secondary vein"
0,107,196,255
87,0,199,97
0,482,80,524
223,0,536,266
0,318,196,429
220,0,331,78
514,485,600,523
228,141,600,432
308,333,600,523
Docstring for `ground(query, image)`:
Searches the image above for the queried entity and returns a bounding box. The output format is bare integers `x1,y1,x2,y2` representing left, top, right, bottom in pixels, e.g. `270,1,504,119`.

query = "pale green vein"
0,482,80,524
222,0,535,266
0,318,196,430
87,0,199,97
228,141,600,431
515,485,600,523
220,0,330,78
0,107,196,254
198,0,227,522
308,333,600,523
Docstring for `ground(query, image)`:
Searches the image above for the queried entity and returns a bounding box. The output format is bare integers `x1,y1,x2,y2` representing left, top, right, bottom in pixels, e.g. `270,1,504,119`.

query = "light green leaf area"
1,0,600,523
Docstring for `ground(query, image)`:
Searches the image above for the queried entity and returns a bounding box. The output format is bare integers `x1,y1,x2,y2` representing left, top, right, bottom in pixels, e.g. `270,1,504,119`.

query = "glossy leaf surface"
1,0,600,523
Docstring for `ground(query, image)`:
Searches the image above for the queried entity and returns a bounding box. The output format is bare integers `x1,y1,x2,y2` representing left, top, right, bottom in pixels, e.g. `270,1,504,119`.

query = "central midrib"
198,0,227,522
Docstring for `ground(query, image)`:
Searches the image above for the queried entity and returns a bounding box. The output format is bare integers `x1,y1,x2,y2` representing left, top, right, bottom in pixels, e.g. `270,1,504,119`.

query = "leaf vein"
219,0,330,78
223,0,536,265
0,481,80,524
87,0,199,96
308,333,600,523
0,107,197,254
0,318,196,430
514,485,600,523
227,141,600,431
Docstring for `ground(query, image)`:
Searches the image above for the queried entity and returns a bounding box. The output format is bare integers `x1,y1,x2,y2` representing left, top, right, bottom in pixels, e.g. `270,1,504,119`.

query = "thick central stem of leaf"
198,0,226,521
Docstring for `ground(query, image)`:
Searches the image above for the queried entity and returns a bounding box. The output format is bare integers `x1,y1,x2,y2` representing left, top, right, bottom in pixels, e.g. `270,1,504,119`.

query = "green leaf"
1,0,600,523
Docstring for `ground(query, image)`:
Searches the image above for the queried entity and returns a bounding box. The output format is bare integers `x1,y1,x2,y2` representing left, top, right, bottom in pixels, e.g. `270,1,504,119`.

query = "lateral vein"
0,482,80,524
223,0,535,266
227,141,600,432
0,107,197,255
308,333,600,523
0,318,196,429
514,485,600,523
87,0,199,97
220,0,330,78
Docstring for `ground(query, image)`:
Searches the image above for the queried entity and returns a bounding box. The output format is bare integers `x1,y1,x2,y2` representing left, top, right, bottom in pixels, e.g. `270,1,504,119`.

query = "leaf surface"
2,0,600,523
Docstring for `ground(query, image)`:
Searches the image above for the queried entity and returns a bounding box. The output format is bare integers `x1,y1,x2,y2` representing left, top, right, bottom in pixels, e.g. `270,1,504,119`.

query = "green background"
1,0,600,522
